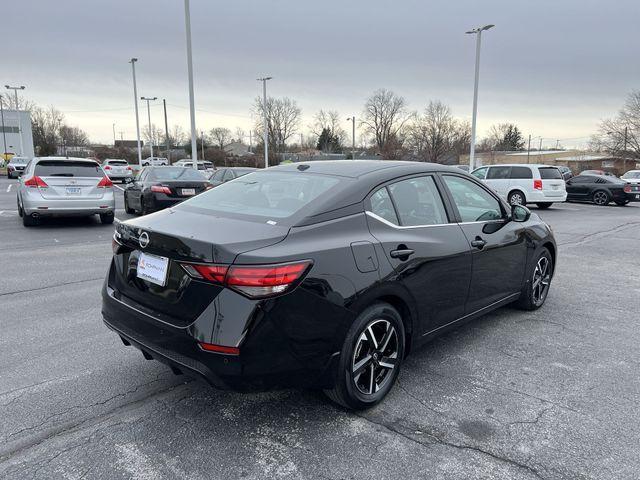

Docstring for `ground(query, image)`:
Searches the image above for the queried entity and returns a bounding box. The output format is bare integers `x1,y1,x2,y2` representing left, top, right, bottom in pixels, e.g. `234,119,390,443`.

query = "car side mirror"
511,204,531,223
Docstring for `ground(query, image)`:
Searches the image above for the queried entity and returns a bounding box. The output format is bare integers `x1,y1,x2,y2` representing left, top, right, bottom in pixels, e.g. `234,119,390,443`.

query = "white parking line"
114,185,125,191
6,184,12,192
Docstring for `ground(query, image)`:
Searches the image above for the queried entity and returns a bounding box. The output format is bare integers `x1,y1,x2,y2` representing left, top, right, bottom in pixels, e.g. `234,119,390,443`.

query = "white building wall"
0,110,35,158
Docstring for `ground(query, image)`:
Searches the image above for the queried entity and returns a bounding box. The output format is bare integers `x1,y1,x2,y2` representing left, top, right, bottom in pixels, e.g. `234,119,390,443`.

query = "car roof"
271,160,458,178
477,163,556,168
35,156,98,163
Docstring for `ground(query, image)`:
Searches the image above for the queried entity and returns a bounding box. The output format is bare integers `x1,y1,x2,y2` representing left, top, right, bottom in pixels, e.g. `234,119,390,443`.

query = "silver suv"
17,157,115,226
7,156,30,178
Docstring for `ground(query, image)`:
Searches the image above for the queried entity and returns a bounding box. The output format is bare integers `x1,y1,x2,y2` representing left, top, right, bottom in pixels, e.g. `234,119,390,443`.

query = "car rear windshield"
538,167,562,179
35,161,103,177
148,167,206,181
180,170,342,220
106,160,128,166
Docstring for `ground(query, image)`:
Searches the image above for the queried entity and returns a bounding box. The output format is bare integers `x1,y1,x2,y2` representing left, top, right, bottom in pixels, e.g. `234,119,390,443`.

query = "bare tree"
31,106,65,156
59,125,88,147
591,90,640,159
235,127,245,144
142,124,164,147
309,110,346,148
209,127,232,150
168,125,187,146
361,89,411,151
406,101,458,162
253,96,301,153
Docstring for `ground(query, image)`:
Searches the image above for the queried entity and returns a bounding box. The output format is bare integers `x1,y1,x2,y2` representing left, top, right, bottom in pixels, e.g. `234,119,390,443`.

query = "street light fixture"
129,58,143,168
465,24,494,171
141,96,157,159
346,117,356,160
5,85,26,156
257,76,272,168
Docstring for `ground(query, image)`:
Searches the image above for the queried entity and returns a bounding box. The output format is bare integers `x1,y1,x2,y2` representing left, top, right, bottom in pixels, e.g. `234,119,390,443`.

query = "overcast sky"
4,0,639,148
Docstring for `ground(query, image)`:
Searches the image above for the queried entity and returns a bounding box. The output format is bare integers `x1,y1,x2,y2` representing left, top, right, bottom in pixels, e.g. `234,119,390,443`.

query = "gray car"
102,158,133,182
7,156,30,178
17,157,116,226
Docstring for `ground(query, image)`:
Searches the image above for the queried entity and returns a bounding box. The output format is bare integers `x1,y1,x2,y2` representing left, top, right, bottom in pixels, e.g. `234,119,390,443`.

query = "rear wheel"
508,190,526,206
100,212,114,224
139,197,149,215
22,213,38,227
614,199,629,206
592,190,610,206
536,203,553,209
124,194,135,214
17,198,23,217
324,303,405,410
516,247,553,311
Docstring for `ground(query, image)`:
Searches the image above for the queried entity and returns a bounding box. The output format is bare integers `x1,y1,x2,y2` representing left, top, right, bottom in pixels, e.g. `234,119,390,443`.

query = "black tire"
324,303,405,410
100,212,115,224
592,190,610,206
515,247,553,311
508,190,526,206
124,194,135,214
139,197,148,216
17,198,23,218
614,199,629,206
536,203,553,209
22,213,38,227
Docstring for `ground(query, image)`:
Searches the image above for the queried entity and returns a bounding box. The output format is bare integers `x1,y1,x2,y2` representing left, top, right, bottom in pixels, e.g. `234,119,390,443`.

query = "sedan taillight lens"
24,176,48,188
623,184,631,193
150,185,171,194
104,165,112,170
97,176,113,188
180,260,312,298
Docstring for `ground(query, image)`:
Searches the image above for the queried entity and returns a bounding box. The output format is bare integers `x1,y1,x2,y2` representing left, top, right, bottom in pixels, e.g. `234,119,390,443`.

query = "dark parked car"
580,169,615,177
207,167,258,187
566,175,637,206
123,166,210,215
557,166,573,181
104,161,557,409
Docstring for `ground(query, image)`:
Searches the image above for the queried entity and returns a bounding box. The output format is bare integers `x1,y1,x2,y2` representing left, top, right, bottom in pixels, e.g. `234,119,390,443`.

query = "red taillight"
623,184,631,193
97,176,113,188
126,166,132,171
533,179,543,190
104,165,112,170
198,342,240,355
24,176,48,188
180,260,312,298
150,185,171,194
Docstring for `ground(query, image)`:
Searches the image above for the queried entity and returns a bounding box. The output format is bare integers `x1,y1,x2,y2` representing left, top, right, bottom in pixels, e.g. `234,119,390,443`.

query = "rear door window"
35,161,103,177
510,166,533,179
387,176,448,226
538,167,562,179
370,187,399,225
222,170,236,182
487,166,511,179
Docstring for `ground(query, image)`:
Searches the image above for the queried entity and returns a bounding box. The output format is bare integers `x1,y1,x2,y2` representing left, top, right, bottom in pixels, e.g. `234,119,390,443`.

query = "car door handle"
470,237,487,249
390,248,415,259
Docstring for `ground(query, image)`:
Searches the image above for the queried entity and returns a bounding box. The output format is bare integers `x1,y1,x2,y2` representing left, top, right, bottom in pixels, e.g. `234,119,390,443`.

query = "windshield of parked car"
35,160,103,177
622,171,640,179
180,170,342,220
148,167,206,181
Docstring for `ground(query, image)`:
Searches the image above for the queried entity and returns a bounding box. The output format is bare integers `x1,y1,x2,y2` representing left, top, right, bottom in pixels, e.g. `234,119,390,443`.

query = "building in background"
0,110,34,158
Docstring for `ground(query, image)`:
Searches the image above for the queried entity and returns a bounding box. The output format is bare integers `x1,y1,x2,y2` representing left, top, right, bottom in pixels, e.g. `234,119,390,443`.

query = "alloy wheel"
532,256,551,305
593,191,608,205
509,192,524,205
351,319,399,395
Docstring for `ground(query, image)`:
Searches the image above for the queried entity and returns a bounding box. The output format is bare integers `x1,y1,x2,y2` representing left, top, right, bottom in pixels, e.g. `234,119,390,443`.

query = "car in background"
16,157,115,226
102,159,133,182
123,166,211,215
580,169,615,177
7,156,30,178
207,167,258,187
454,164,470,172
471,164,566,209
104,161,557,410
174,159,214,171
142,157,169,167
557,165,573,181
566,174,637,206
621,170,640,184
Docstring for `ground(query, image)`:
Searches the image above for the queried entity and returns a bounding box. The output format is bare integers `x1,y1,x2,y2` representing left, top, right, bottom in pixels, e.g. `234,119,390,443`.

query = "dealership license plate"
66,187,81,194
136,252,169,286
181,188,196,196
636,194,640,200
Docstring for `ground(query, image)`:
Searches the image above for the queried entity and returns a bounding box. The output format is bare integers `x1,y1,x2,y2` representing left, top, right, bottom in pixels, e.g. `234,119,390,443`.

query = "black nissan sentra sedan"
103,161,557,409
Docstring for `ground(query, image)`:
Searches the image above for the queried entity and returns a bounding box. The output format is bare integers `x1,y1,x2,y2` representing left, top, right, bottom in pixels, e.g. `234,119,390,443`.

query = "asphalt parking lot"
1,175,639,480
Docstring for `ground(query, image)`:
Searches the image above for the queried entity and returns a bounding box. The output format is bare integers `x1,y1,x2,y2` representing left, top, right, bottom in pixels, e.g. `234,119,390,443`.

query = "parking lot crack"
0,276,103,297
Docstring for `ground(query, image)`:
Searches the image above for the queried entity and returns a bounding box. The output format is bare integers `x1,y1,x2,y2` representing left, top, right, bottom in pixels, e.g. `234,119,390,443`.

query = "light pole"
0,95,7,157
257,76,272,168
129,58,143,168
163,99,170,162
112,123,116,146
465,24,494,170
183,0,198,166
200,130,205,160
5,85,26,156
141,96,157,159
347,116,356,159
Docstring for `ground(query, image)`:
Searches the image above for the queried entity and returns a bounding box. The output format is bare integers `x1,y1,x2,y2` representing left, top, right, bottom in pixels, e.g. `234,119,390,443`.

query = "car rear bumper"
526,190,567,202
22,192,115,216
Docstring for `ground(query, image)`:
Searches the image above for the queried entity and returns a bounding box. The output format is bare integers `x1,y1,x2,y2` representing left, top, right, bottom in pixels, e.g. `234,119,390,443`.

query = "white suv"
471,164,567,209
142,157,169,166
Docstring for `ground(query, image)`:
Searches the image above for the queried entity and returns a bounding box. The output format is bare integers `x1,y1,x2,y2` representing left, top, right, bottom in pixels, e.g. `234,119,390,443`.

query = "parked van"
471,164,567,209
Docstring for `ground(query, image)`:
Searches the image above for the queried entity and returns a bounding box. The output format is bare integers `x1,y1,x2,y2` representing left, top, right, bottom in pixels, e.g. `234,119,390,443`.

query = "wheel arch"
542,241,556,274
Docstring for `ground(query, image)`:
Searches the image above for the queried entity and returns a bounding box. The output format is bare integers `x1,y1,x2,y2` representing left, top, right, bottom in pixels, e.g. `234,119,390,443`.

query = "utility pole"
0,95,7,157
163,99,170,162
129,58,143,168
112,123,116,146
257,76,272,168
347,116,356,159
5,85,26,156
118,131,124,141
623,126,629,173
141,96,157,159
200,130,205,160
183,0,198,166
539,137,543,157
300,132,303,149
249,130,252,153
465,25,494,171
527,134,531,163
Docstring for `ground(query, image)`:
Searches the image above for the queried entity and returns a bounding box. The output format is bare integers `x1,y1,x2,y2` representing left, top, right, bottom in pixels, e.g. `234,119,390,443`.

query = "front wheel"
324,303,405,410
536,203,553,209
515,248,553,311
508,190,526,206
